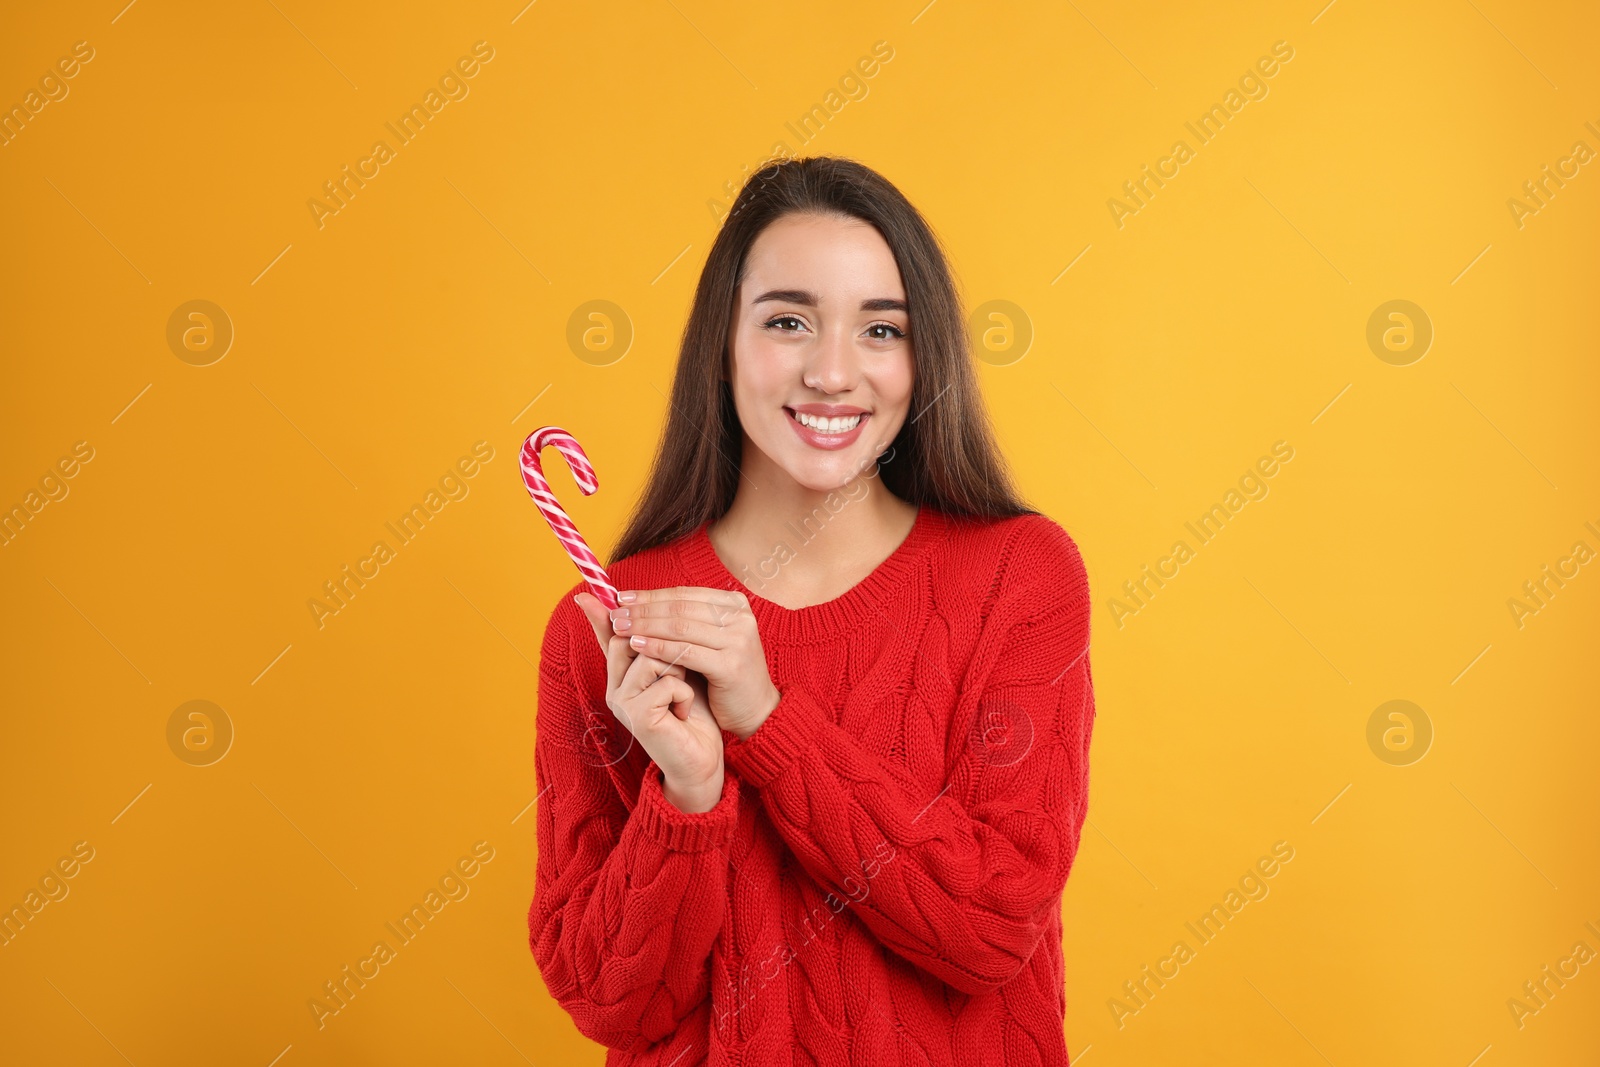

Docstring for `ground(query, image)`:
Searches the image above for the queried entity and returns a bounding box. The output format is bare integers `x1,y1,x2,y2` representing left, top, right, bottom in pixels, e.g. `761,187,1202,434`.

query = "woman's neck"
708,450,918,610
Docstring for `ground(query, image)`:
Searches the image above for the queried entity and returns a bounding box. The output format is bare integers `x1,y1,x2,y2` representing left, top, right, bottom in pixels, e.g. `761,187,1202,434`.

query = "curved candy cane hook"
520,427,619,610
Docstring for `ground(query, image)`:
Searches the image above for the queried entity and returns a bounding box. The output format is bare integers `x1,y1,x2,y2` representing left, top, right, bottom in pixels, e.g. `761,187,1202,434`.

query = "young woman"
530,156,1095,1065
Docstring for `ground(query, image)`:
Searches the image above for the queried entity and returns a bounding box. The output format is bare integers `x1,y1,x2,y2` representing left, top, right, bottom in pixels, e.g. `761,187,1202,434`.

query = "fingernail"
629,635,645,649
618,591,637,603
612,617,631,632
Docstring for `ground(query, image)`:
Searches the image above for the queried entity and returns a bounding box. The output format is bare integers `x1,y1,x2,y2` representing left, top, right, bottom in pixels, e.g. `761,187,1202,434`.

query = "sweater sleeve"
528,592,740,1050
720,521,1095,996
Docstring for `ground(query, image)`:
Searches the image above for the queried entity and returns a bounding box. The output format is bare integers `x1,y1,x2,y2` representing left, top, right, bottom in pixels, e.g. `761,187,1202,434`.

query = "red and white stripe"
520,427,619,610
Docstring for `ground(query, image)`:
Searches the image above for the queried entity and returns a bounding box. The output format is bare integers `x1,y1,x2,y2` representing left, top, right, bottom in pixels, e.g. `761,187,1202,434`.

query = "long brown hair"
610,155,1033,563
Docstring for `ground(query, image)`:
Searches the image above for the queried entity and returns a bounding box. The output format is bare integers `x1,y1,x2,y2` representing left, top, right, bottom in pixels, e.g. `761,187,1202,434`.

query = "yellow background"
2,0,1597,1063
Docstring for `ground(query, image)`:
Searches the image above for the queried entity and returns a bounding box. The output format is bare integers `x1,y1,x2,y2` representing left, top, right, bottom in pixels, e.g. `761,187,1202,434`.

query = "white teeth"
794,411,862,434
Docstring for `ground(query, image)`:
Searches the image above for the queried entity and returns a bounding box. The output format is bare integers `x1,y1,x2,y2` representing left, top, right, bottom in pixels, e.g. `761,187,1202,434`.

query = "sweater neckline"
677,503,946,645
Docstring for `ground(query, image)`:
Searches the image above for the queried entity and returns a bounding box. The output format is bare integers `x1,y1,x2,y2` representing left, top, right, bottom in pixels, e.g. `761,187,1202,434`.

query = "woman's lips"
785,408,868,451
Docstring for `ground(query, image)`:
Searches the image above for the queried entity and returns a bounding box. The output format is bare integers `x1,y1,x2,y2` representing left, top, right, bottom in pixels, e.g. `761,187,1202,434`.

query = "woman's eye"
759,317,906,340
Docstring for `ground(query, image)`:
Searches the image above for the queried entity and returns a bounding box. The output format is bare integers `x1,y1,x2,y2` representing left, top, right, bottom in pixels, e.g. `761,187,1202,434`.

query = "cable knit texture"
529,505,1095,1066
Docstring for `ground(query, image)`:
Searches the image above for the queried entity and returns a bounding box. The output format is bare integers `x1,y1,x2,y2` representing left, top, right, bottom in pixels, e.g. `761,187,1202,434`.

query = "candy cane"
519,427,619,610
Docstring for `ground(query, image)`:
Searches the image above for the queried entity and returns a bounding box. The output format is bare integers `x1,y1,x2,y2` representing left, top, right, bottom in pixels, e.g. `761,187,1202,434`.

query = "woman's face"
726,212,914,493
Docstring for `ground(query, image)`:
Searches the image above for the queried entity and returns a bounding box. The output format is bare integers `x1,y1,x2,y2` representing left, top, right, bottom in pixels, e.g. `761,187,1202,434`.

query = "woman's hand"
575,592,725,812
608,587,781,741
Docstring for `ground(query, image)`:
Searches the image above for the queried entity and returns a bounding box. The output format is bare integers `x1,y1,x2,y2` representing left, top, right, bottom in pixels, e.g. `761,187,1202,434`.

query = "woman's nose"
803,331,858,393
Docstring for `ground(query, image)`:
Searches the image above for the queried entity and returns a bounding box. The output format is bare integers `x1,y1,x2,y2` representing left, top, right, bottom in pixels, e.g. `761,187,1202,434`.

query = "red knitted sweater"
529,505,1095,1066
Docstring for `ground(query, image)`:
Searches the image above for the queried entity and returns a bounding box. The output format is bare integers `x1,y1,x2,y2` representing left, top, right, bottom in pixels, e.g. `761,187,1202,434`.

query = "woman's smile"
784,404,870,450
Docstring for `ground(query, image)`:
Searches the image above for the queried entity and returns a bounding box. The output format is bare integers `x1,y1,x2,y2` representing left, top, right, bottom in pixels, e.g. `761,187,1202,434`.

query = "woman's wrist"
726,682,782,741
662,765,724,813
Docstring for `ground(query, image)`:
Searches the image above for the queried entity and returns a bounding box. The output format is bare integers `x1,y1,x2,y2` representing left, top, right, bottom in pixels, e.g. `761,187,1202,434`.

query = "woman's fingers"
611,597,747,629
617,656,694,726
624,641,687,682
582,593,642,694
579,593,691,691
587,595,699,747
608,593,756,665
644,672,695,722
609,608,748,658
574,592,615,653
621,634,717,674
607,650,723,789
617,650,682,700
612,612,739,652
616,587,749,615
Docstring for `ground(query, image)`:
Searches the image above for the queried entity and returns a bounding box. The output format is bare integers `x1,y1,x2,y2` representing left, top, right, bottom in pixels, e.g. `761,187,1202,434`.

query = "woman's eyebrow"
752,288,907,313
